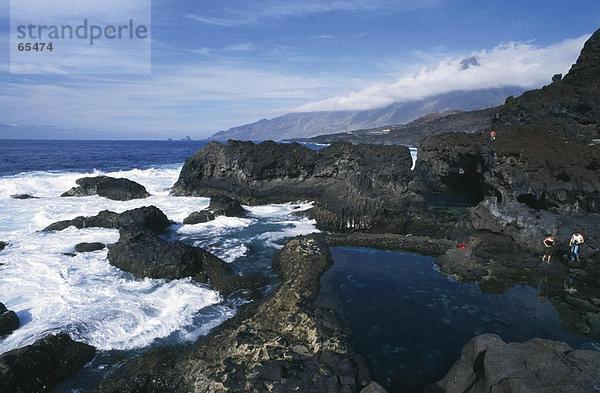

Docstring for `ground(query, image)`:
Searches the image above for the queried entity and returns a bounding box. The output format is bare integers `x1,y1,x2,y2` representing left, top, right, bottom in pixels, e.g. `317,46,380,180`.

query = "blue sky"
0,0,599,139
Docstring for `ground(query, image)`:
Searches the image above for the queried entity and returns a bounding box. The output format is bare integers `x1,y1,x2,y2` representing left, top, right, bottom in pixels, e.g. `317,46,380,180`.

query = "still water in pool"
320,247,599,393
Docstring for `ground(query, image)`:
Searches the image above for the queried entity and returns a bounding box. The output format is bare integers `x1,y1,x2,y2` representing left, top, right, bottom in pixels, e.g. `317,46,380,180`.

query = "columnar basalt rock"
172,141,417,232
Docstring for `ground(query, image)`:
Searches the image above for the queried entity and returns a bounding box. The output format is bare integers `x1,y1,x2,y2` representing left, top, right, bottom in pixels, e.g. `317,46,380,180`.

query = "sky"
0,0,599,139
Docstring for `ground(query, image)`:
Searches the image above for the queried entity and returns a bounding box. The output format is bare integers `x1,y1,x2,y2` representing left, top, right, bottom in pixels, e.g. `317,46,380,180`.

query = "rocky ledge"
0,333,96,393
183,195,246,225
426,334,600,393
172,141,424,233
61,176,150,201
96,236,371,393
0,302,20,337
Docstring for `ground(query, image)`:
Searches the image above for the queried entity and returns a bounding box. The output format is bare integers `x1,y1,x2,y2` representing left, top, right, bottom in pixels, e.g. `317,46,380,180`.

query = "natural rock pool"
319,247,600,393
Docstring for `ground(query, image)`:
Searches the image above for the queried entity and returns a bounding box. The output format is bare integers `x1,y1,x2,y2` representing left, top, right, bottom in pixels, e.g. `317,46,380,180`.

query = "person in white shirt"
569,232,585,262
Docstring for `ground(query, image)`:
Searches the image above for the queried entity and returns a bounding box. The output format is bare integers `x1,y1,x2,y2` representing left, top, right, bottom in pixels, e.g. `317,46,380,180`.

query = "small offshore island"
2,27,600,393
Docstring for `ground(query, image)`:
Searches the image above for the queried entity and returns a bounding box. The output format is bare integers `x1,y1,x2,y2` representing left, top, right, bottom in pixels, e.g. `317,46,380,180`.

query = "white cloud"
297,34,590,112
187,0,442,26
225,43,256,51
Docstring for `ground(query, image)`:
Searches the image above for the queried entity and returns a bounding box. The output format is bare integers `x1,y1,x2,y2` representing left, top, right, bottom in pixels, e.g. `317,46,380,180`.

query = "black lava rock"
61,176,150,201
183,195,246,225
107,228,262,296
44,206,170,233
0,302,19,336
10,194,38,199
74,242,106,253
0,333,96,393
0,241,7,252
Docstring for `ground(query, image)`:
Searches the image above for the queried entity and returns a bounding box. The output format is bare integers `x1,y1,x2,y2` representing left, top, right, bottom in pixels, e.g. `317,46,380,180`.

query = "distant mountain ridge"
211,87,526,141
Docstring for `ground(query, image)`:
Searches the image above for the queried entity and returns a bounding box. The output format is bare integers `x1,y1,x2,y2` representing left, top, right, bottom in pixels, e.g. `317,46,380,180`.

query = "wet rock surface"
0,302,20,337
74,242,106,253
0,333,96,393
107,227,261,296
426,334,600,393
0,241,7,252
183,195,246,225
172,141,418,232
61,176,150,201
96,236,371,393
44,205,170,232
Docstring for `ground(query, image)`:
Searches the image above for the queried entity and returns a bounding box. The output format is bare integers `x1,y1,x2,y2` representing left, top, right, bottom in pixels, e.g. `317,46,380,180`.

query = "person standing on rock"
569,232,585,262
541,234,556,263
489,130,497,141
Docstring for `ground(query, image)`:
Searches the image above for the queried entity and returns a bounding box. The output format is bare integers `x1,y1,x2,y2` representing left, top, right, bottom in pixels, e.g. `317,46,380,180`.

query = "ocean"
0,140,319,359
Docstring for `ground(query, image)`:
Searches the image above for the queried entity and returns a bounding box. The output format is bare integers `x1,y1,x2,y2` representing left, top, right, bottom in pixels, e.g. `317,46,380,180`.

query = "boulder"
183,195,246,225
0,333,96,393
0,302,19,336
74,242,106,253
107,228,262,296
61,176,150,201
0,241,7,252
44,206,170,233
426,334,600,393
172,141,416,232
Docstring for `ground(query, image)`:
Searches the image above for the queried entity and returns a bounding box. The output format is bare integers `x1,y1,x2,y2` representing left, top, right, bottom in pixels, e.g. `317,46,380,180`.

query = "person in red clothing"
489,130,497,141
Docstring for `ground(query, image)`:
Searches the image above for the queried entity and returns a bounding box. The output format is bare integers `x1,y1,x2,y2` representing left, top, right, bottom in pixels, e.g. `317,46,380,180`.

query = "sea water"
0,141,319,359
320,247,600,393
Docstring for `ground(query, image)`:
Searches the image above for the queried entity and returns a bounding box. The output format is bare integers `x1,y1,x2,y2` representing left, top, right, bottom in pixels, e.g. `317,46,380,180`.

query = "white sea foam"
0,165,319,354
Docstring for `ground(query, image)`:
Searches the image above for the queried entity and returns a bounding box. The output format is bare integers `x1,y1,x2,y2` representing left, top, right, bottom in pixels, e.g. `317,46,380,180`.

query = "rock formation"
61,176,150,201
74,242,106,253
0,241,7,252
96,236,371,392
107,227,260,296
426,334,600,393
0,333,96,393
172,141,419,232
183,195,246,225
0,302,19,336
44,206,170,232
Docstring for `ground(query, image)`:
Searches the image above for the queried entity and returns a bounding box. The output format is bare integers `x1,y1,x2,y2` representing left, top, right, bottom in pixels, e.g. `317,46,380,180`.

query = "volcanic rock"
61,176,150,201
107,228,261,296
96,236,371,392
172,141,416,232
0,302,19,336
0,333,96,393
44,206,170,232
0,241,7,252
74,242,106,253
10,194,38,199
183,195,246,225
426,334,600,393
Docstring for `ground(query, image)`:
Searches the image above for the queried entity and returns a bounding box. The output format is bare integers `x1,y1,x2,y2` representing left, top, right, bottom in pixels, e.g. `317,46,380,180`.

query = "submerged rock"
183,195,246,225
74,242,106,253
44,206,170,232
0,241,7,252
61,176,150,201
107,228,261,296
96,236,371,392
172,141,416,232
10,194,38,199
0,333,96,393
426,334,600,393
0,302,19,336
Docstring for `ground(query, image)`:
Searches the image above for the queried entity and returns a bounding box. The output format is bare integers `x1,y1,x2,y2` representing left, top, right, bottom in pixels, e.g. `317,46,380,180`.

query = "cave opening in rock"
441,168,485,206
